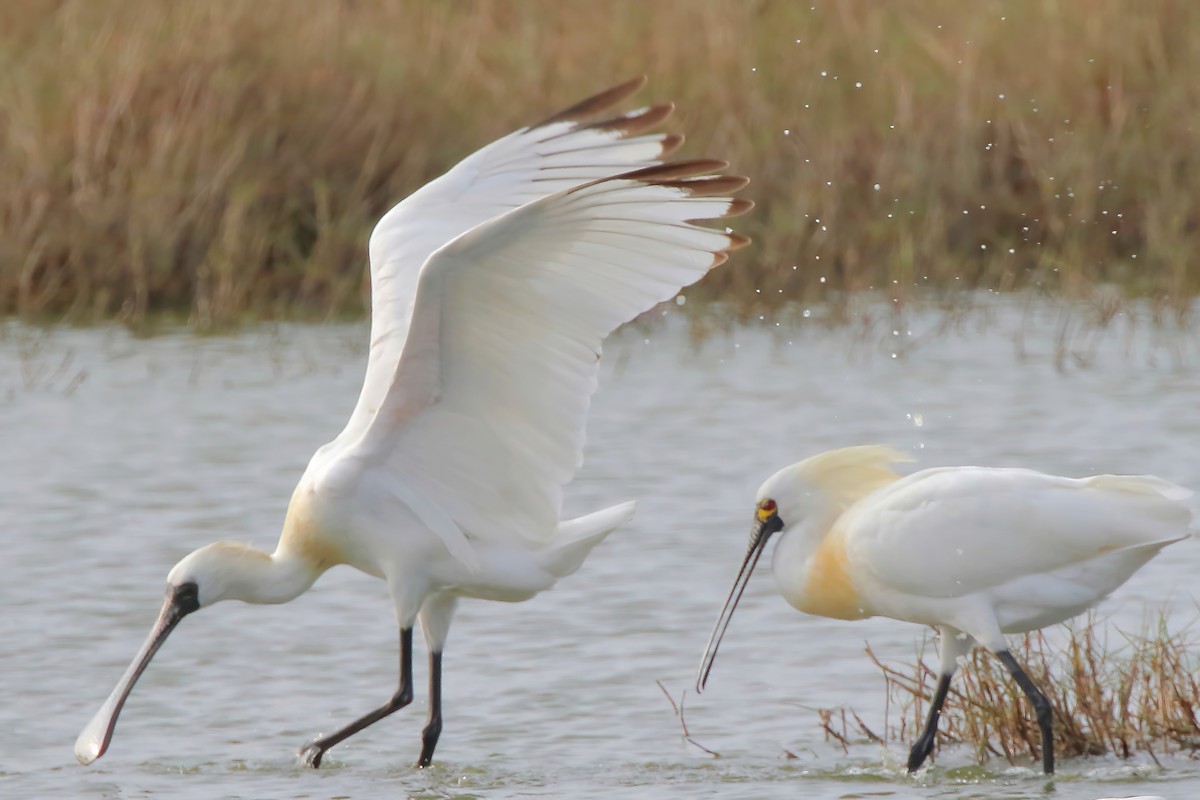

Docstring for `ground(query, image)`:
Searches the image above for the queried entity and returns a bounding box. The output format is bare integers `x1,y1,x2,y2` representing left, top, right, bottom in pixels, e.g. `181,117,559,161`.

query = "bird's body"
769,453,1191,634
698,446,1193,775
76,77,750,768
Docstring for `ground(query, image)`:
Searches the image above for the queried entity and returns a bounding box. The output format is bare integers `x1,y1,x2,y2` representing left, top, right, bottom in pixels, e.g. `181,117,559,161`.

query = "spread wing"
326,77,681,459
350,161,750,559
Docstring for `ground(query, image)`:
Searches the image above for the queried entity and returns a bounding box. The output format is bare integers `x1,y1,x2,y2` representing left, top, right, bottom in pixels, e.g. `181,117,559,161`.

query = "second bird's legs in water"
300,627,415,768
906,672,952,773
905,648,1055,775
996,650,1055,774
418,651,443,766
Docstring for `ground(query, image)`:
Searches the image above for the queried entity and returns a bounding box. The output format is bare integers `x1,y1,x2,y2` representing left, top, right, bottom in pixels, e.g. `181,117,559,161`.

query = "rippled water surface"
3,302,1199,799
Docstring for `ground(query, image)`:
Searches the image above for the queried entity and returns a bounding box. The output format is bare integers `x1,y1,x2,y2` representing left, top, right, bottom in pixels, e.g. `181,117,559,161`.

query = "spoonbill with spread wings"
696,446,1192,774
76,77,750,768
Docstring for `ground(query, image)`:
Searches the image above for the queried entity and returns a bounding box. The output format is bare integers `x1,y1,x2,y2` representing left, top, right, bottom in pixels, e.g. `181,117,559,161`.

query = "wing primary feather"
653,175,752,196
600,160,732,183
531,76,649,127
538,104,675,142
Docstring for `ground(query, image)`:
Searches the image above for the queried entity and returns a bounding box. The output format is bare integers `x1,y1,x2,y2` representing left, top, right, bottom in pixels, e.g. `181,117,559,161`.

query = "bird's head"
75,540,313,766
166,540,277,607
695,446,913,692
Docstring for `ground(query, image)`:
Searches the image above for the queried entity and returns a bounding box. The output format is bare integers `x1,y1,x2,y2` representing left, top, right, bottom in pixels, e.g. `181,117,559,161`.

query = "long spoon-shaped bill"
695,514,783,693
74,583,199,765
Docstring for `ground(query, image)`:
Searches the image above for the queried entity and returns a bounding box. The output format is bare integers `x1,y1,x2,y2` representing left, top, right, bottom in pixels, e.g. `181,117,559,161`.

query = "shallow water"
2,301,1199,799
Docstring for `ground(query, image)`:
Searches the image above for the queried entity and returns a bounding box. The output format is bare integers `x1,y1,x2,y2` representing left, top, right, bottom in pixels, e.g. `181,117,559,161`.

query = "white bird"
75,77,750,768
696,446,1193,775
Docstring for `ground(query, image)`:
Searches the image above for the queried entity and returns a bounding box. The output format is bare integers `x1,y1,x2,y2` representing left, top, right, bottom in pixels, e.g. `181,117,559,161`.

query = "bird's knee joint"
391,688,414,708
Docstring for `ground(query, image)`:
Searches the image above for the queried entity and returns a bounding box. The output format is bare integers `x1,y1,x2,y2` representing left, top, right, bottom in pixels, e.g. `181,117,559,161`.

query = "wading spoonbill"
696,446,1193,774
75,77,750,768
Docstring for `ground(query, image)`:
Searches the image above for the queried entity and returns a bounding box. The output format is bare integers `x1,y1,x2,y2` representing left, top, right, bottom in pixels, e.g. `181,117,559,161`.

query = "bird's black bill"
74,582,200,765
695,513,783,693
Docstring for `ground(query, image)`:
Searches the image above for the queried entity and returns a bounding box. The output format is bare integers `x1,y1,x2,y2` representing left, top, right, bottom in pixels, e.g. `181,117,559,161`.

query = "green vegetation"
821,615,1200,767
3,1,1198,328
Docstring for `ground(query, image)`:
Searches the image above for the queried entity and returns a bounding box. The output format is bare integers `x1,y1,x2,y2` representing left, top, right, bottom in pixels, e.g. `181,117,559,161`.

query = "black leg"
995,649,1055,775
417,650,443,767
907,672,952,773
300,627,415,768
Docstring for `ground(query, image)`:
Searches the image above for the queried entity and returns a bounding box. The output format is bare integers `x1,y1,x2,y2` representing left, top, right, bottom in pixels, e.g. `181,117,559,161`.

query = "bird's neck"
219,546,323,605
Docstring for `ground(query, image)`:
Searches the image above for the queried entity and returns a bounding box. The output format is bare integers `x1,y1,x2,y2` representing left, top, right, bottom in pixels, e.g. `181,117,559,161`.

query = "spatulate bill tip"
74,736,102,765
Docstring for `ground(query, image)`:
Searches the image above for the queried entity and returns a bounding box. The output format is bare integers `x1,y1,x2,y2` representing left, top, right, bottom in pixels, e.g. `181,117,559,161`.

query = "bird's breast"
775,528,872,621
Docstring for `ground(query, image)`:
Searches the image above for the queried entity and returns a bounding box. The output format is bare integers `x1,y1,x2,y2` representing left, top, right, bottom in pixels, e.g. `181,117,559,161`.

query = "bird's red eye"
760,499,776,513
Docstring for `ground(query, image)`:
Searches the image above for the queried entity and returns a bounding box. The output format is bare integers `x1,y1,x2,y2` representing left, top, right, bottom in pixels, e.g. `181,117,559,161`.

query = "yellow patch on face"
795,528,869,621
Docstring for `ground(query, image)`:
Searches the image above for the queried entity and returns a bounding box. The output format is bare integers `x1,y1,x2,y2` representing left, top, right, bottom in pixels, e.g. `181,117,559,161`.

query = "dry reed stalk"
820,613,1200,766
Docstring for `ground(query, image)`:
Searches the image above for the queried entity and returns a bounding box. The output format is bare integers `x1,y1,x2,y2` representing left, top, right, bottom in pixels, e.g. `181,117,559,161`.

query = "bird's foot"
906,732,936,774
299,740,328,769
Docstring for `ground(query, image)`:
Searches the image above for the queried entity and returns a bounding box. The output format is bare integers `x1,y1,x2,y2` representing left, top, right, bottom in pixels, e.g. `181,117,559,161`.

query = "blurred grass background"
1,0,1197,328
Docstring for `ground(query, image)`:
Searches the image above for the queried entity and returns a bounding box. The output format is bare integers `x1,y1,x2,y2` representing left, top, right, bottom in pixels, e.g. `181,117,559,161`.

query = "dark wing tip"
618,160,731,182
725,198,755,217
657,175,751,197
534,76,648,128
659,133,685,157
541,103,675,144
726,233,753,251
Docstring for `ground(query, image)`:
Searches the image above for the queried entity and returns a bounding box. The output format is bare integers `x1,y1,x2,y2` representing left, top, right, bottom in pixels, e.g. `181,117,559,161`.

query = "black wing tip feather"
656,175,751,197
618,160,731,181
566,161,753,220
533,76,649,128
659,133,685,158
537,103,677,145
577,103,675,137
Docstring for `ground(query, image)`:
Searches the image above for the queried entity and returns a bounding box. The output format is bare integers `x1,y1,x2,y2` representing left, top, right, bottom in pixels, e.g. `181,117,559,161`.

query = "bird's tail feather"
1085,474,1192,502
538,501,636,577
1085,474,1197,537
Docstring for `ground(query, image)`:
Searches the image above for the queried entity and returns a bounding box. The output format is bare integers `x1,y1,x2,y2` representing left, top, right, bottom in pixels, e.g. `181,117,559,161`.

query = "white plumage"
697,445,1193,775
76,77,750,769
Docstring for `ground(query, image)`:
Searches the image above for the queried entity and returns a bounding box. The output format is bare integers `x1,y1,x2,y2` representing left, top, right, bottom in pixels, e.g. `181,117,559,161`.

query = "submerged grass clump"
3,1,1200,327
821,614,1200,767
